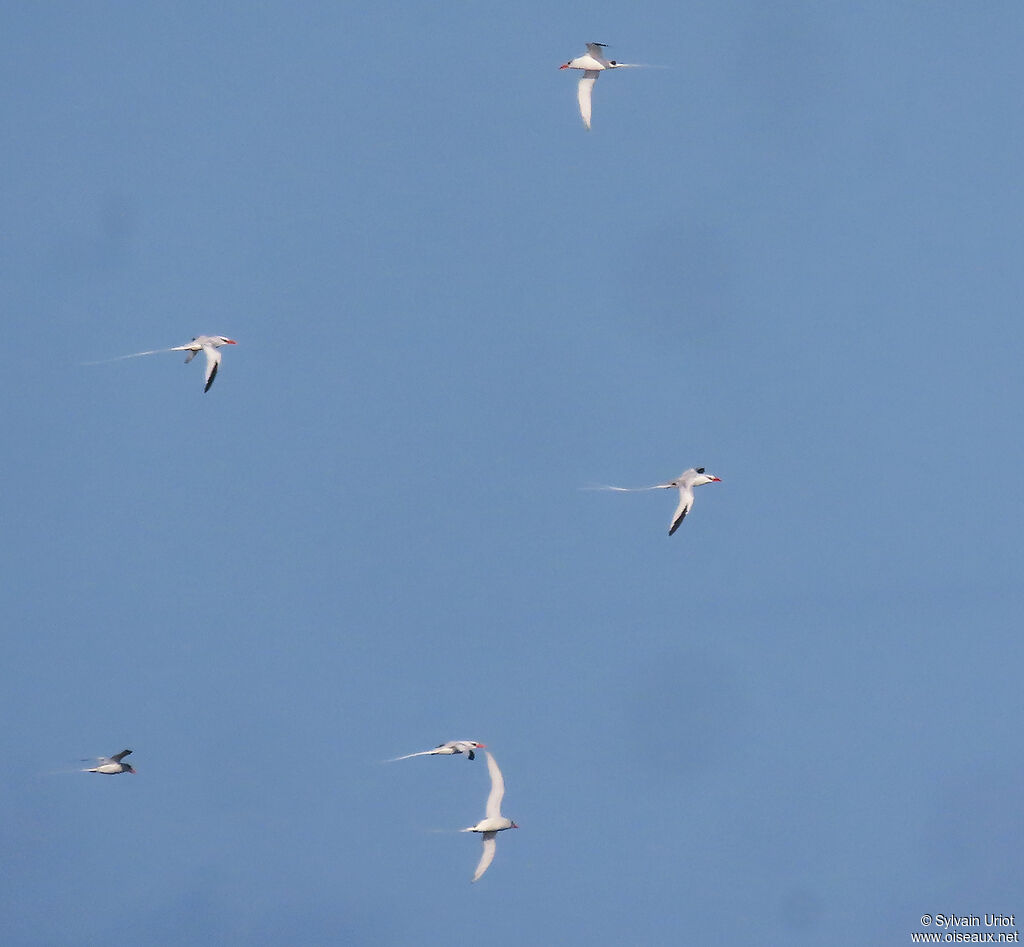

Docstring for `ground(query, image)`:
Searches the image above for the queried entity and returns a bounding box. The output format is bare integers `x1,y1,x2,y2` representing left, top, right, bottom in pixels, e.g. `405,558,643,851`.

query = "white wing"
472,832,497,883
669,485,694,535
202,345,223,392
577,72,598,130
484,751,505,819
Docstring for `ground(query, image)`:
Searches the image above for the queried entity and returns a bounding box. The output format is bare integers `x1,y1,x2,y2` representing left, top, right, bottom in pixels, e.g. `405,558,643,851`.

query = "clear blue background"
2,2,1022,944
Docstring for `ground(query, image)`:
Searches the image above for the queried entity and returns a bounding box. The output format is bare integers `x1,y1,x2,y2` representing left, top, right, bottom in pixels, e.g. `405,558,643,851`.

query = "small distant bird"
82,749,135,775
597,467,721,535
559,42,641,129
388,741,486,762
88,335,237,392
170,336,237,392
462,751,517,882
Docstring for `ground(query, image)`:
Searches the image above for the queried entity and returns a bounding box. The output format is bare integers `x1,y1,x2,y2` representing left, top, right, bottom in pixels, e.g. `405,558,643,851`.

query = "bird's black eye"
610,60,617,65
696,467,705,474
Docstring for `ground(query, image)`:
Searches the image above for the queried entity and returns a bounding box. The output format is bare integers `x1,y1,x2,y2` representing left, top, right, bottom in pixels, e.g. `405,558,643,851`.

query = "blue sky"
2,2,1023,944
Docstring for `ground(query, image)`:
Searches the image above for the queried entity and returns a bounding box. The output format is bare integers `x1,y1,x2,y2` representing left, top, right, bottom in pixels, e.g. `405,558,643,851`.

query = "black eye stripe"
696,467,705,474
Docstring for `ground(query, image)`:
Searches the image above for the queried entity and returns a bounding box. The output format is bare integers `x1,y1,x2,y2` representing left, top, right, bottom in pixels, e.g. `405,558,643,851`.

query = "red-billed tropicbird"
89,336,237,392
171,336,237,392
462,751,518,882
388,741,486,762
597,467,721,535
559,43,643,129
82,749,136,775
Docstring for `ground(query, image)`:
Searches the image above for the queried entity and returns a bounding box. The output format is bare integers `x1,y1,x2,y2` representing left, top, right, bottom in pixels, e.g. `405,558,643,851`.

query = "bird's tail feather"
81,348,176,365
582,484,668,492
385,750,434,762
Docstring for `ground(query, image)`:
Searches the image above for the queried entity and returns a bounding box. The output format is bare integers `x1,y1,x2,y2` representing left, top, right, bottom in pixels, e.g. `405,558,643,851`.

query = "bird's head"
125,765,137,774
510,822,519,829
559,61,572,69
217,337,237,346
692,467,721,487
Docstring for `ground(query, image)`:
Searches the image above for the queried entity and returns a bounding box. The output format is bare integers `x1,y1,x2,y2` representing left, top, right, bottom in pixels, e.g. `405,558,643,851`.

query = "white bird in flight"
90,335,237,392
388,741,486,762
598,467,722,535
560,43,642,129
171,336,237,392
82,749,136,775
462,750,517,882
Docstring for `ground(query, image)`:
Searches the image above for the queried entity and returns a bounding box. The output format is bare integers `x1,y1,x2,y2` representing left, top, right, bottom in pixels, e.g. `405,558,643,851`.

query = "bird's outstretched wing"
110,749,133,763
484,751,506,820
669,489,693,535
202,346,222,392
472,832,498,883
577,72,599,130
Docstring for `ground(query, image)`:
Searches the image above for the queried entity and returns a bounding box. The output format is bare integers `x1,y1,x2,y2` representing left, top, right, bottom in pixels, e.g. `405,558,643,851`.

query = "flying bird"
82,749,135,775
88,335,237,392
388,741,486,762
559,42,642,129
171,336,237,392
462,751,517,882
597,467,721,535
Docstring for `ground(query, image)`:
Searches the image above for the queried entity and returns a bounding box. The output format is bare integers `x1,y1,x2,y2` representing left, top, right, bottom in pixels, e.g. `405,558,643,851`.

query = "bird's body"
599,467,721,534
83,749,135,775
663,467,722,534
463,751,517,882
562,42,615,72
560,43,638,129
389,741,486,762
170,336,237,392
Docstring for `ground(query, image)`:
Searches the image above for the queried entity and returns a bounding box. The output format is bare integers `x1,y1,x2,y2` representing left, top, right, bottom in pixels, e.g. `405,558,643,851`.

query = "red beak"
559,64,569,69
224,339,237,345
